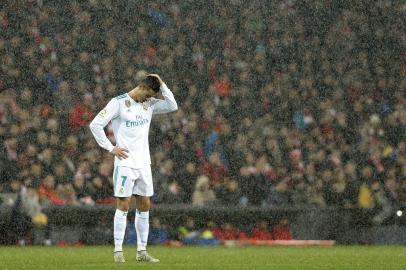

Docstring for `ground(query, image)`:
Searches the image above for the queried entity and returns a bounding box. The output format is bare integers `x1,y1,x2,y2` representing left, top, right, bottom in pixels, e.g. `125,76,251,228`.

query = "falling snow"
0,0,405,247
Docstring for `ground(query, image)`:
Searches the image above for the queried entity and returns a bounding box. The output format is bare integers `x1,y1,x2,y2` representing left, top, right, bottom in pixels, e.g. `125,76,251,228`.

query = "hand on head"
147,74,164,85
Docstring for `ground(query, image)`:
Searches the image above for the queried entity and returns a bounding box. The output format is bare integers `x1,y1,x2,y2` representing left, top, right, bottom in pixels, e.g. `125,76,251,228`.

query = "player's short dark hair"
140,75,160,93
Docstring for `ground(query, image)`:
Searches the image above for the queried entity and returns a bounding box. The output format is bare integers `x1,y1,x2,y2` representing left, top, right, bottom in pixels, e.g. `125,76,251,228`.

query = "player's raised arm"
89,99,118,150
149,74,178,114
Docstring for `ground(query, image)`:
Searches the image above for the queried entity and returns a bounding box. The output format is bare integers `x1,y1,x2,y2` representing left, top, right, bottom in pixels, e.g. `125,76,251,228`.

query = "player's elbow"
171,102,178,112
89,121,98,132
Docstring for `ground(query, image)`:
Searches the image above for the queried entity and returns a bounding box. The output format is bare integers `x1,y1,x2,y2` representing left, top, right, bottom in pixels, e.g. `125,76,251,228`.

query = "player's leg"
113,197,130,262
134,196,151,252
113,166,136,263
134,196,159,262
133,167,159,263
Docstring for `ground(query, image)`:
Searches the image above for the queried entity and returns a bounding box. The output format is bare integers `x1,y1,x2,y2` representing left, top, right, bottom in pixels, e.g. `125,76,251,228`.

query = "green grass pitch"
0,245,405,270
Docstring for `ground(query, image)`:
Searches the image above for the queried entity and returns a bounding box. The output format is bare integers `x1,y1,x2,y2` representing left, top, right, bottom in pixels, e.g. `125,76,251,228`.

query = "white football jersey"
89,83,177,168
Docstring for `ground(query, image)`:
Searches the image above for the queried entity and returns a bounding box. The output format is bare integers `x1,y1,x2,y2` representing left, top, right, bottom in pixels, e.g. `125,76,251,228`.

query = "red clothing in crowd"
68,103,94,132
214,80,231,97
212,227,248,241
251,227,274,240
203,162,228,188
272,225,293,240
38,184,65,205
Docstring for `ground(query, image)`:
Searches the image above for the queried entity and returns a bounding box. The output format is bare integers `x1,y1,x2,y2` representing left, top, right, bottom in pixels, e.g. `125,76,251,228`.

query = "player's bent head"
140,75,160,94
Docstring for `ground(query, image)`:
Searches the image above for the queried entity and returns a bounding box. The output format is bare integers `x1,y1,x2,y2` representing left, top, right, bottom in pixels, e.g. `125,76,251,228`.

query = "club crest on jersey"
99,109,107,118
125,100,131,108
142,102,148,111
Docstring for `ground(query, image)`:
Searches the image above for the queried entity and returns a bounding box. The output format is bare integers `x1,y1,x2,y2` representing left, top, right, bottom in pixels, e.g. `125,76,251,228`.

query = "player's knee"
136,197,151,212
143,199,151,211
116,198,130,211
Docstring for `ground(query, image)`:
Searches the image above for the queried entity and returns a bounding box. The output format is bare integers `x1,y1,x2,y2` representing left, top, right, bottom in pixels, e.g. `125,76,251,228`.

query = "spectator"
38,175,65,206
212,222,248,241
198,221,219,245
272,219,293,240
203,152,228,188
68,93,95,133
251,220,273,240
372,177,401,225
56,183,79,206
90,176,113,204
175,162,198,203
72,173,94,205
192,175,216,206
216,177,242,205
178,217,200,244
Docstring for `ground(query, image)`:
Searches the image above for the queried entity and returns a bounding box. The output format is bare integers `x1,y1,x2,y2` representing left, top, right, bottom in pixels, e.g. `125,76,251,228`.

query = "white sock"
135,210,149,251
114,209,128,252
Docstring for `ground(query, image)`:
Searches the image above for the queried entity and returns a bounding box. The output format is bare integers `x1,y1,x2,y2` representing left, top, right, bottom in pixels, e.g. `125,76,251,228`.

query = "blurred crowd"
1,0,406,222
123,216,292,247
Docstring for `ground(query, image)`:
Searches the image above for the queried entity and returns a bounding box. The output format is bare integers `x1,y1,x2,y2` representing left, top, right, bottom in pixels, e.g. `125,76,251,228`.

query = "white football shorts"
112,166,153,197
